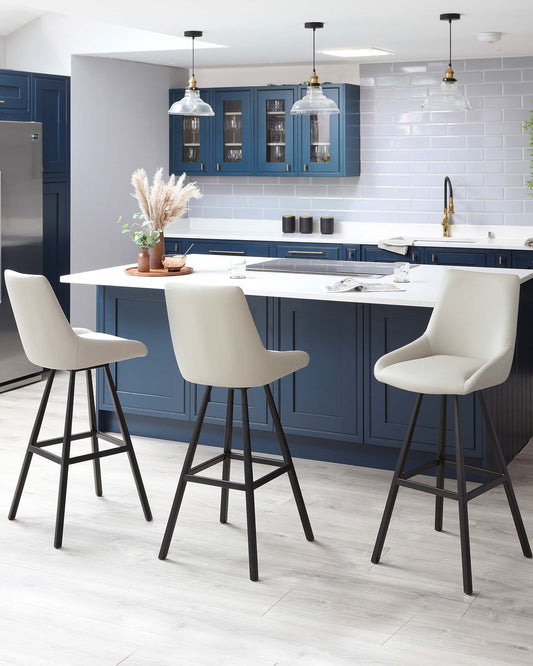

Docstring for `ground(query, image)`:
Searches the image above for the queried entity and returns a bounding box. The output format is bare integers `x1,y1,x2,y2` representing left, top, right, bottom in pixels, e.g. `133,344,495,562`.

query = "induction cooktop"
246,258,408,276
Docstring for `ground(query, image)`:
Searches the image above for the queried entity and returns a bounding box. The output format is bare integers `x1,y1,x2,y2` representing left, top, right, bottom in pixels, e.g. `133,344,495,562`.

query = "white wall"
0,37,5,68
71,56,187,327
196,63,359,87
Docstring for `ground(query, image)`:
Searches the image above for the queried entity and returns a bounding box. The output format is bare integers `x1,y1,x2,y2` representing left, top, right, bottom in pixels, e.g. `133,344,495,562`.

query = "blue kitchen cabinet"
490,250,512,268
0,70,31,119
344,246,361,261
424,248,489,266
360,245,421,263
214,88,253,175
165,239,184,255
364,304,480,456
32,75,70,178
512,250,533,269
43,181,70,319
275,243,341,260
255,87,296,174
188,239,271,256
279,298,363,441
98,287,190,420
169,83,359,177
169,89,212,175
192,296,272,429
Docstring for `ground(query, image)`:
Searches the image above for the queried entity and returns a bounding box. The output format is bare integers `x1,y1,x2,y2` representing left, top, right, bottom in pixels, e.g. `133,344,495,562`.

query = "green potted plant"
120,214,161,273
525,110,533,197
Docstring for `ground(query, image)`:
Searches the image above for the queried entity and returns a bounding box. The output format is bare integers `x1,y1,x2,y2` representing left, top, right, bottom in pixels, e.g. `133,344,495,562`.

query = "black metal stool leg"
9,370,56,520
54,371,76,549
104,365,152,522
372,393,423,564
454,396,473,595
241,389,259,581
435,395,447,532
159,386,212,560
264,384,314,542
220,388,234,524
478,392,532,558
86,370,103,497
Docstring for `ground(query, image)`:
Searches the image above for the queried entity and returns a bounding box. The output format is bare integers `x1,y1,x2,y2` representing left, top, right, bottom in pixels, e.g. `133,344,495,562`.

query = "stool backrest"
4,270,78,369
427,269,520,367
165,283,267,387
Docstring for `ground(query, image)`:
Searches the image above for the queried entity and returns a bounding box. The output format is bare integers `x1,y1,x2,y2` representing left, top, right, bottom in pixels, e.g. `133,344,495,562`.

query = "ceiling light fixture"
168,30,214,117
422,13,472,111
319,47,393,58
290,22,340,115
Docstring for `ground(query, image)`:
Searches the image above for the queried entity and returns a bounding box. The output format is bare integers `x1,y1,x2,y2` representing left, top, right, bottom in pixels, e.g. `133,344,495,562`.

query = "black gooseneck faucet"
443,176,454,237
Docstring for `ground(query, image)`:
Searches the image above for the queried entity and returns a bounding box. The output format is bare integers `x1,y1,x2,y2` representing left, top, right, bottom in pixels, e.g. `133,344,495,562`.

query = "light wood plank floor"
0,372,532,665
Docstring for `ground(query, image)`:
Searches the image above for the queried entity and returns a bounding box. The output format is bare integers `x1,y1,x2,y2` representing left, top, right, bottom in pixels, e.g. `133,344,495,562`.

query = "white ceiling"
3,0,533,67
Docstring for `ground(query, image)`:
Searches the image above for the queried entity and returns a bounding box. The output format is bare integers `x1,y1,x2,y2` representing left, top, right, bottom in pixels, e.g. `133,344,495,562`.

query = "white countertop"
61,255,533,309
163,218,533,251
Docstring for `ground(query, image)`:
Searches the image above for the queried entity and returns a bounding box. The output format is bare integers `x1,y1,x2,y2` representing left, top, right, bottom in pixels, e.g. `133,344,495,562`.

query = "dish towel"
377,237,414,256
525,238,533,248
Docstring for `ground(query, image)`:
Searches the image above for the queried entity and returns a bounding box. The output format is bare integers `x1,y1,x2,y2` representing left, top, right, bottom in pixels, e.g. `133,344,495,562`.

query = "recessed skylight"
319,47,393,58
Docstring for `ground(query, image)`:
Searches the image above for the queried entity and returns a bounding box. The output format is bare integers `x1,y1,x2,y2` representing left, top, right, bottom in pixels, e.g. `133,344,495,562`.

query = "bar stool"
5,270,152,548
159,283,314,581
372,268,531,594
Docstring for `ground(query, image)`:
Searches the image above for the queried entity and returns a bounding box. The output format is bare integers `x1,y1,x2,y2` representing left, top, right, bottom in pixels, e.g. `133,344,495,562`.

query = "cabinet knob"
303,164,308,172
217,163,220,171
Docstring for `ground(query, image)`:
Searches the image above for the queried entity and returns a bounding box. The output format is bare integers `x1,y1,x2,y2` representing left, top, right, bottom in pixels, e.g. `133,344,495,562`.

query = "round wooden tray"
124,266,194,277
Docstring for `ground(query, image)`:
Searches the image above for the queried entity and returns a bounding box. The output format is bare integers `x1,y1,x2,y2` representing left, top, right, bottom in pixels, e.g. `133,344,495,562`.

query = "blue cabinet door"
98,287,189,420
512,250,533,269
364,304,480,455
43,181,70,317
32,75,69,177
214,89,253,174
275,243,341,260
298,86,341,175
165,239,184,255
169,89,212,175
279,299,363,441
192,296,272,430
255,87,296,174
425,248,489,266
0,71,31,119
361,245,421,263
344,246,361,261
490,250,512,268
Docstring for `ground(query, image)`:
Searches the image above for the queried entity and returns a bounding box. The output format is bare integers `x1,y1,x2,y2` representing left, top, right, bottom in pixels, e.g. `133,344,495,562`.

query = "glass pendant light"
169,30,214,116
422,14,472,111
291,22,340,115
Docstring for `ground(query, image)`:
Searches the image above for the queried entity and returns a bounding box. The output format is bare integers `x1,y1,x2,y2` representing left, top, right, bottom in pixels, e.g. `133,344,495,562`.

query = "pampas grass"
131,168,202,231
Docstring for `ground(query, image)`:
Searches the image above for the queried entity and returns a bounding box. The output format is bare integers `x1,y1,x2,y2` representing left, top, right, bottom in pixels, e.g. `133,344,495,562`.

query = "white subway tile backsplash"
204,57,532,227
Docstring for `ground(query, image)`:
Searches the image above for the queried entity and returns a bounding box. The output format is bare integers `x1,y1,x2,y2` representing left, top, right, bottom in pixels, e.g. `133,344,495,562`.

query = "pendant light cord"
191,36,195,78
312,27,316,75
448,19,452,67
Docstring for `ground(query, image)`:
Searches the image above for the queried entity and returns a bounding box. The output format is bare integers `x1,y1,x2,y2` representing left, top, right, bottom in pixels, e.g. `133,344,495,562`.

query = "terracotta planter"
150,231,165,270
137,247,150,273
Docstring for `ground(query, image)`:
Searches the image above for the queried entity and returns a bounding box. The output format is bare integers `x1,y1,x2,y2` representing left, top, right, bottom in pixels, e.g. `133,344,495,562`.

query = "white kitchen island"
62,256,533,472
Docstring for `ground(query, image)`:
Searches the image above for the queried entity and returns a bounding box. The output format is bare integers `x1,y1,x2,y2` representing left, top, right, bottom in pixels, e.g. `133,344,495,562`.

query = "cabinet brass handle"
431,253,436,263
208,249,246,255
499,256,502,265
0,100,4,104
411,252,416,261
201,163,204,171
303,164,308,172
175,244,179,252
286,163,290,172
217,163,220,171
288,250,325,255
348,249,354,259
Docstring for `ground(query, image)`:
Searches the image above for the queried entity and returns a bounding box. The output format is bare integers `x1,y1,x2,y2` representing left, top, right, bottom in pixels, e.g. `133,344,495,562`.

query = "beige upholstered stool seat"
71,327,147,370
376,354,485,395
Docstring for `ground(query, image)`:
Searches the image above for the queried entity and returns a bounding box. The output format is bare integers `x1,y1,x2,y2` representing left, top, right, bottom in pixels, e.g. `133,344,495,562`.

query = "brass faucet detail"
442,176,454,237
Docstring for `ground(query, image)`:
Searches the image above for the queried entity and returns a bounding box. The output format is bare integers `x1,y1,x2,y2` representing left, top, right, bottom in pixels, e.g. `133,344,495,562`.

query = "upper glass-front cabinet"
255,88,295,174
214,89,252,174
169,84,360,177
169,89,212,174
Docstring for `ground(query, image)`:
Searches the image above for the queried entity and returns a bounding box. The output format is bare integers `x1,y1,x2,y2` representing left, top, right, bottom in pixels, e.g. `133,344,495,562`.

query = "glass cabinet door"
214,89,252,174
169,89,212,174
256,88,295,174
299,86,341,175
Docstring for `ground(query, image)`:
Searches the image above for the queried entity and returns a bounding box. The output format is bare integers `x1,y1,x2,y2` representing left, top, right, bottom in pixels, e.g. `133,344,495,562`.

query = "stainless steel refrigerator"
0,121,43,391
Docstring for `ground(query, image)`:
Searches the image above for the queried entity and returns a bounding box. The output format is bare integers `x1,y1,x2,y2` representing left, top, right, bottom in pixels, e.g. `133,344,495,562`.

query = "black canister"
320,216,334,235
299,215,313,234
282,215,296,233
